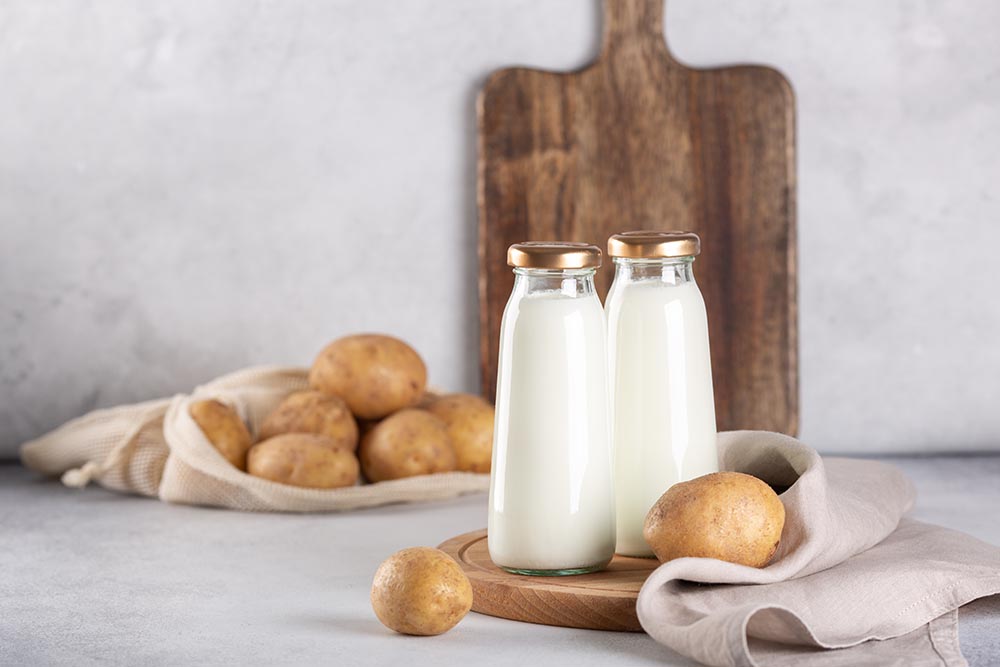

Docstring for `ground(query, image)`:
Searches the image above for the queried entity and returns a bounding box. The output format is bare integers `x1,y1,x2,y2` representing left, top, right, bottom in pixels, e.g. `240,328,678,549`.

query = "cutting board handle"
600,0,677,64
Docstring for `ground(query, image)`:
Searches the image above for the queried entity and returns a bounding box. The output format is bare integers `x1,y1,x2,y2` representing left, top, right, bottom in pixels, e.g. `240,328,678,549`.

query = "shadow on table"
962,593,1000,616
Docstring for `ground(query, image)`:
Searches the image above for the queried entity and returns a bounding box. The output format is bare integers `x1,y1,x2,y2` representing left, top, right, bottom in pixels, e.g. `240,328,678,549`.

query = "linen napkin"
636,431,1000,667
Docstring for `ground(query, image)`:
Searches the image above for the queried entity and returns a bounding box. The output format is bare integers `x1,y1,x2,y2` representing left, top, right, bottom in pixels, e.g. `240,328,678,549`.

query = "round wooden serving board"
438,530,658,632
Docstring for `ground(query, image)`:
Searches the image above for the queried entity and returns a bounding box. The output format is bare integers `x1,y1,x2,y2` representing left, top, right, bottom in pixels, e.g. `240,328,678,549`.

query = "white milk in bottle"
488,242,616,575
605,232,718,557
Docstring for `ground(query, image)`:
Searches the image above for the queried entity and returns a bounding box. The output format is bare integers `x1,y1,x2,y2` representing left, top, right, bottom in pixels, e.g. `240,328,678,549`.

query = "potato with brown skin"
425,394,494,473
371,547,472,636
359,409,456,482
189,399,254,471
258,390,359,452
644,471,785,568
247,434,359,489
309,334,427,420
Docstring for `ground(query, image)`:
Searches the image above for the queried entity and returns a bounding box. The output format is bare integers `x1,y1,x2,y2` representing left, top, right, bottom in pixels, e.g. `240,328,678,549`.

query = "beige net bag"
20,366,490,512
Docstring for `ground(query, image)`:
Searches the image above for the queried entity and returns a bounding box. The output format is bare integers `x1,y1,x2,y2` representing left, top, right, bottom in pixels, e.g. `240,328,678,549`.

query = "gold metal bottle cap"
507,242,602,269
607,231,701,259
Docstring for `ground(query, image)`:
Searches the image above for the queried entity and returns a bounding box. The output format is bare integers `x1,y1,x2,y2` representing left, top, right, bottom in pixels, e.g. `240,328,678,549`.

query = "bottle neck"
512,268,598,298
612,257,696,286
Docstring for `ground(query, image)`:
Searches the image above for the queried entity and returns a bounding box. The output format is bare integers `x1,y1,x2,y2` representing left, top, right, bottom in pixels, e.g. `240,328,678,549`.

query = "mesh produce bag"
20,366,490,512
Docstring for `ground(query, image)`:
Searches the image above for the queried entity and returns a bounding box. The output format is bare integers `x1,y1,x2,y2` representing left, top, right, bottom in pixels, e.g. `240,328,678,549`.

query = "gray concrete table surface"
1,456,998,667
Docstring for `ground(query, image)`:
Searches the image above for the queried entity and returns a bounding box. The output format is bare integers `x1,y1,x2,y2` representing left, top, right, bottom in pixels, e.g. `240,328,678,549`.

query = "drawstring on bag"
60,404,161,488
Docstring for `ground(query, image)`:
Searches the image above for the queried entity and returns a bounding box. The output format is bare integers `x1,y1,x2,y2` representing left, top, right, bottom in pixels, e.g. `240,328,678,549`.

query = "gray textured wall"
2,0,998,458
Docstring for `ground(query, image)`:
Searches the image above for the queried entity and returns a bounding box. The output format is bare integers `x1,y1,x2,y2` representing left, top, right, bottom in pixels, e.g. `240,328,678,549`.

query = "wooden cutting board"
438,530,657,632
477,0,798,434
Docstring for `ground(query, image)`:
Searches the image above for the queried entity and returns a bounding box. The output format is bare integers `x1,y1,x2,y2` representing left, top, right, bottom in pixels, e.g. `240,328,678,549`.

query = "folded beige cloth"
637,431,1000,667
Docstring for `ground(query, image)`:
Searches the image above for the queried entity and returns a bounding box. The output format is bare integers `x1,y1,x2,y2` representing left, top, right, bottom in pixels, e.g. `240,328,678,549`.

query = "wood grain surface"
477,0,798,434
438,530,657,632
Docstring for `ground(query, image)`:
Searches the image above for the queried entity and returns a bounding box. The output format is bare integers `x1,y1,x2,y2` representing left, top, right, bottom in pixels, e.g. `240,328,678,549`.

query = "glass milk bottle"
605,231,718,557
488,242,616,575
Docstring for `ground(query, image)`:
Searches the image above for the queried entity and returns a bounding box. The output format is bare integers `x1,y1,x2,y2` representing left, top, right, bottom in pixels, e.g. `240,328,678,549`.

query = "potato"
371,547,472,636
359,409,456,482
425,394,494,473
258,390,359,452
189,399,253,471
247,433,359,489
644,471,785,568
309,334,427,420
